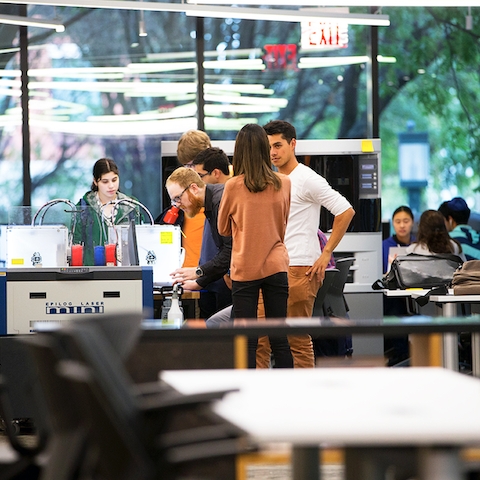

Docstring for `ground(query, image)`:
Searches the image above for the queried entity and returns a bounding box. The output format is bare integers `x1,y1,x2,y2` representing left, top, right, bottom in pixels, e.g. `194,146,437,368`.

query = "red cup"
105,244,117,266
70,244,83,266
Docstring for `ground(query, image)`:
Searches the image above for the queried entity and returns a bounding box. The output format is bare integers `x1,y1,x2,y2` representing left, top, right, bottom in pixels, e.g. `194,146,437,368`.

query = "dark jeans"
232,272,293,369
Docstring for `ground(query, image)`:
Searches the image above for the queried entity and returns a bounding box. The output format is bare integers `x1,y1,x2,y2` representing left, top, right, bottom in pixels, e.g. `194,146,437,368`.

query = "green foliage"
376,7,480,218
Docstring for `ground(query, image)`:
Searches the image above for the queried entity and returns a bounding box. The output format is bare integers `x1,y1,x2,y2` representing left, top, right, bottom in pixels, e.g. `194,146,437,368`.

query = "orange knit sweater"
218,173,290,282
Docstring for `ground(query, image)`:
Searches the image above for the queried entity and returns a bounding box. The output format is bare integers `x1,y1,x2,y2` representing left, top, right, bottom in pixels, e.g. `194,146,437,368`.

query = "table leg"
418,447,461,480
472,332,480,377
434,302,459,371
437,302,457,317
292,446,320,480
344,447,416,480
410,333,443,367
442,332,459,371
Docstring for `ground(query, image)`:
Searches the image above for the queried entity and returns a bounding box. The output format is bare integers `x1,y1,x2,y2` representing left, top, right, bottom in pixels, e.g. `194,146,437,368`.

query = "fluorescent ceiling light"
377,55,396,63
205,84,272,94
205,104,280,114
0,0,189,12
0,0,389,26
204,93,287,107
184,5,390,26
203,59,265,70
138,19,147,37
126,62,197,73
299,54,396,69
187,0,480,5
146,48,263,61
206,117,259,130
0,13,65,31
299,55,369,68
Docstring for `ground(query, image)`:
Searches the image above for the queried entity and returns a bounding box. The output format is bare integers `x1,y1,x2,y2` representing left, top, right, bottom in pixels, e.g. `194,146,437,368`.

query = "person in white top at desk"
406,209,466,261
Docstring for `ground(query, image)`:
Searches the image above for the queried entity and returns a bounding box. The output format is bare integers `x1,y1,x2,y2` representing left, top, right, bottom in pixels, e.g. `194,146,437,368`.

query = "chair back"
21,316,249,480
322,257,355,318
0,336,50,455
312,268,338,316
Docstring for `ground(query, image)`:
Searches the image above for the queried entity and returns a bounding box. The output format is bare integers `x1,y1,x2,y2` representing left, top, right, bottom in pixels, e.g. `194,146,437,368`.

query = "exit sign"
263,44,298,70
301,21,349,50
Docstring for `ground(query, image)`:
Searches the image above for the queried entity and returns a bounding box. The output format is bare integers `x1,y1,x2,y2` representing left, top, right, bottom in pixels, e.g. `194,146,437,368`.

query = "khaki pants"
257,266,320,368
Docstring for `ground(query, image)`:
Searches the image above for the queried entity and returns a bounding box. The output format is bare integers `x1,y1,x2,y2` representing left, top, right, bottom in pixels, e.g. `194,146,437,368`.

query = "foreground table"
161,367,480,480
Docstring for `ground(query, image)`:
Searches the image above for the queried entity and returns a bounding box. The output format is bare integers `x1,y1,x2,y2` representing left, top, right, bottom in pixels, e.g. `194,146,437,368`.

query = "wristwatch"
195,266,204,277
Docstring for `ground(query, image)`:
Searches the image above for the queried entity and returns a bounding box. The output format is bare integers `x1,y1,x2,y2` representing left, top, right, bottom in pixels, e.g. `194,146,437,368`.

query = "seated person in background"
73,158,140,266
406,209,465,261
438,197,480,260
381,206,415,366
382,205,415,274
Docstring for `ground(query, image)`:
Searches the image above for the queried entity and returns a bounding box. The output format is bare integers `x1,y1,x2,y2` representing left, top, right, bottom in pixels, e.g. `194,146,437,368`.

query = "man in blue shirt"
439,197,480,260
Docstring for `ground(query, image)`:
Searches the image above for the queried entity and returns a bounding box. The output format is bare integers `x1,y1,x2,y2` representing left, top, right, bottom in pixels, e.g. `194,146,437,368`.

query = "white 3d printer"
0,198,184,334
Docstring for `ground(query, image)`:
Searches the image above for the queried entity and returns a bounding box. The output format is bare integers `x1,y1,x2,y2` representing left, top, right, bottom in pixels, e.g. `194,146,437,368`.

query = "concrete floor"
0,432,346,479
247,464,344,479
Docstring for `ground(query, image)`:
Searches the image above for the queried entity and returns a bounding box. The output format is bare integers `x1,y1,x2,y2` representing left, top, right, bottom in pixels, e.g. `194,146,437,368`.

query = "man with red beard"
167,167,232,291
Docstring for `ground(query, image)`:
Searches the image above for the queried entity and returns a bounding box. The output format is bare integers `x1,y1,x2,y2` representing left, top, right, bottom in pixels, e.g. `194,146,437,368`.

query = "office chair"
322,257,355,318
19,333,96,480
313,257,355,358
21,317,249,480
312,268,338,317
0,374,42,480
0,335,57,480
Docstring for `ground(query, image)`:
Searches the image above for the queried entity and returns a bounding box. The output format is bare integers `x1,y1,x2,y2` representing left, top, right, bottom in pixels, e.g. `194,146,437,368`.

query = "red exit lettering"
301,22,348,50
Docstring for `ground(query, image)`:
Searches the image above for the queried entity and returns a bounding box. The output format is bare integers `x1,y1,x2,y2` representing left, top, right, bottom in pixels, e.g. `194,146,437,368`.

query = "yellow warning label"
160,231,173,244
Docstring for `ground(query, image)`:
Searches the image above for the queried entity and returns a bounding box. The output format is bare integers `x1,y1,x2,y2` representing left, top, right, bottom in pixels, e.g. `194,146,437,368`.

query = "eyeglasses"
171,184,191,205
198,171,211,179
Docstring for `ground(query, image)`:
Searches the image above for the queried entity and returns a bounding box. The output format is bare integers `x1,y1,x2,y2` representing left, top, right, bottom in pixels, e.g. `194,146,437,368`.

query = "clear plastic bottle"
166,285,184,328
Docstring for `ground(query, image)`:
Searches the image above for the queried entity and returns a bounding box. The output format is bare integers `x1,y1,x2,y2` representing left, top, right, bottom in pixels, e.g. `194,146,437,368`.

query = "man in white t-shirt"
263,120,355,368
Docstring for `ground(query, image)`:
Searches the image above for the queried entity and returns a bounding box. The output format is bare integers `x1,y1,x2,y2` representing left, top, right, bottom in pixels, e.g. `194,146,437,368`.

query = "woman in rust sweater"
218,123,293,368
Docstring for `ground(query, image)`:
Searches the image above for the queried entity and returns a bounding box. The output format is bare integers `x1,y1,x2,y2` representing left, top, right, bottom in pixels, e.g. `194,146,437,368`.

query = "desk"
153,289,200,320
415,293,480,318
411,292,480,376
383,289,480,373
383,289,430,297
161,367,480,480
153,289,200,301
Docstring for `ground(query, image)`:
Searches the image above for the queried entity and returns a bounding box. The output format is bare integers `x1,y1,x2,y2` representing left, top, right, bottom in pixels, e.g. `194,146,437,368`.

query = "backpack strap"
415,284,449,307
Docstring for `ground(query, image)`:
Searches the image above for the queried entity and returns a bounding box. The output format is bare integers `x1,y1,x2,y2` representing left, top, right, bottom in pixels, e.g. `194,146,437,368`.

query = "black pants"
232,272,293,369
198,278,232,319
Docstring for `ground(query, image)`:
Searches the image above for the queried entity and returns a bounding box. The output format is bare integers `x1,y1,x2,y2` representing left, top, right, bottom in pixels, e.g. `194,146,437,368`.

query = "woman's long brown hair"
233,123,281,193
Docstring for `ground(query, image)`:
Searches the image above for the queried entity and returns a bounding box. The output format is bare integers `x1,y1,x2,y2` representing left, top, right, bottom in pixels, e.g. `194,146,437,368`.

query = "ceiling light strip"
0,13,65,31
184,5,390,26
0,0,389,26
186,0,480,6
